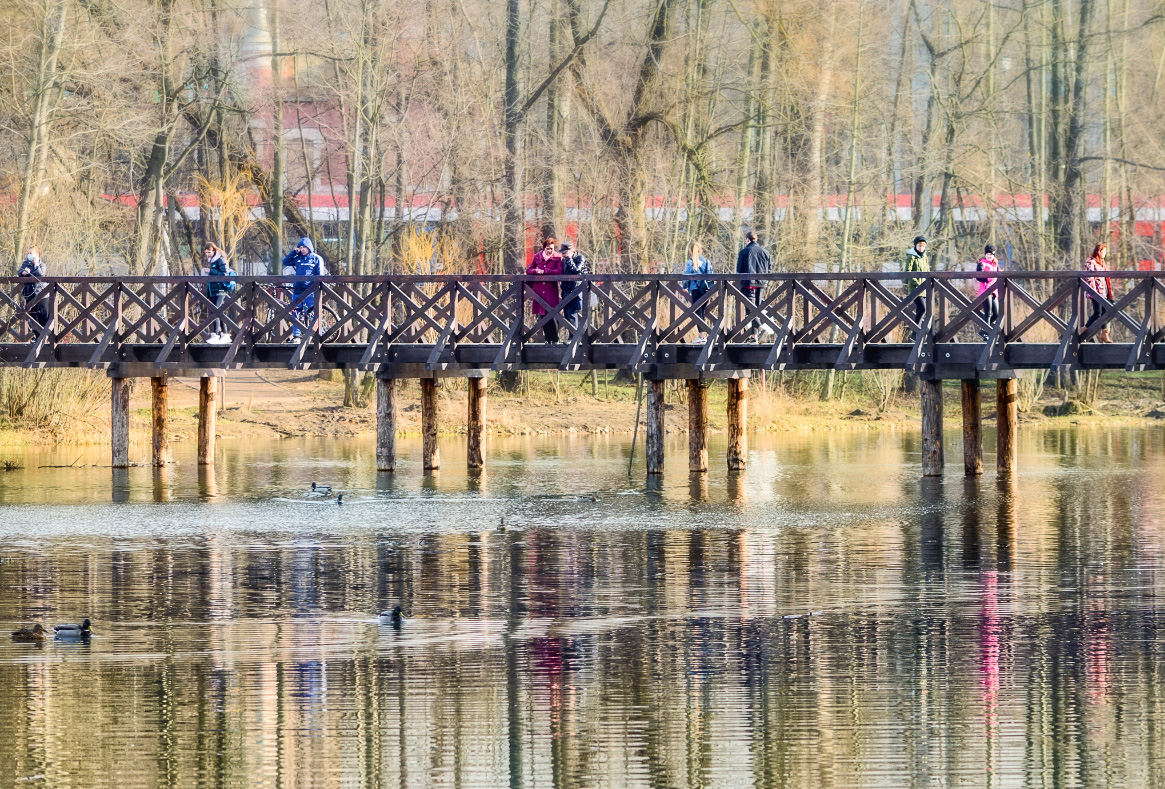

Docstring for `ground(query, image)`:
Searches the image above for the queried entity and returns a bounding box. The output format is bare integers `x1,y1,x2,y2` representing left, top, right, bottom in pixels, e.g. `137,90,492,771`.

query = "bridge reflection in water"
3,271,1163,476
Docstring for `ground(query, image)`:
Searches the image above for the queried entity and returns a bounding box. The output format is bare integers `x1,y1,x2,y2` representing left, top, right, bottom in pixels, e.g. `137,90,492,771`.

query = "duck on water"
11,624,46,642
53,619,93,639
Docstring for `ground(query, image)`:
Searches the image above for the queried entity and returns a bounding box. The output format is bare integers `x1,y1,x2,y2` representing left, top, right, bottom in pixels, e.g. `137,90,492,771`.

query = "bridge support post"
921,379,944,476
467,376,487,469
997,378,1017,475
645,378,665,475
151,373,169,467
421,378,440,470
197,376,217,466
111,377,130,468
687,379,708,473
727,377,747,470
961,379,982,476
376,377,397,472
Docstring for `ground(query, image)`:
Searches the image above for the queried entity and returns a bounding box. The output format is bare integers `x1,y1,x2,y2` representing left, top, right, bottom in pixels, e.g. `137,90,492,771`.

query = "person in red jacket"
527,237,563,343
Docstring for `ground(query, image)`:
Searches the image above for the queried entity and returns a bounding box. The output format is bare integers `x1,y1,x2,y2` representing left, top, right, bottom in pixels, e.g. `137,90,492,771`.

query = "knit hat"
984,244,995,255
913,235,927,246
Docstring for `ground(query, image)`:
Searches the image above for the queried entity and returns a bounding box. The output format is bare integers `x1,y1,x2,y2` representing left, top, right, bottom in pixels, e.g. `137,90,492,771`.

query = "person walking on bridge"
281,237,327,339
683,241,714,343
1084,243,1114,343
16,245,48,333
901,235,929,339
527,237,563,344
736,230,771,343
201,242,236,344
975,244,1000,340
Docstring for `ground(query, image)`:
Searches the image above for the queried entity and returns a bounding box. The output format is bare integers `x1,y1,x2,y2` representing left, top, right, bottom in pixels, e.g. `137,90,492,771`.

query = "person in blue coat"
683,241,714,343
201,242,235,344
281,237,327,338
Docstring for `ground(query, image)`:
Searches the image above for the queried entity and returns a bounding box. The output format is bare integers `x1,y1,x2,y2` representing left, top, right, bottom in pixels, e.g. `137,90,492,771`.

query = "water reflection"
1,428,1165,787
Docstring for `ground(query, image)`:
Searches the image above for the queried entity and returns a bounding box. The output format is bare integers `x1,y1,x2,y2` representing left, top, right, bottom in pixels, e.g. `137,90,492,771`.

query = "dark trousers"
1085,298,1103,330
561,284,583,326
746,287,763,335
980,294,999,328
688,286,709,320
210,291,227,334
27,301,49,330
911,296,926,326
542,320,559,344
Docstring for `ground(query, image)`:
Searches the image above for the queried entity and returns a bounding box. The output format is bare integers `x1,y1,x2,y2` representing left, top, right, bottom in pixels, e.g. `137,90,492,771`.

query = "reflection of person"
1084,243,1114,343
558,240,588,327
735,230,771,342
17,246,48,330
527,237,563,344
683,241,714,343
901,235,929,335
201,242,235,344
281,237,327,339
975,244,1000,339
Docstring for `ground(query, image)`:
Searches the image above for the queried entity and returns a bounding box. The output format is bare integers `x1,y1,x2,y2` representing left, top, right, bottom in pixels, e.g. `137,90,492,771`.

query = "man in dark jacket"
16,246,48,330
559,240,589,327
281,237,327,338
736,230,772,341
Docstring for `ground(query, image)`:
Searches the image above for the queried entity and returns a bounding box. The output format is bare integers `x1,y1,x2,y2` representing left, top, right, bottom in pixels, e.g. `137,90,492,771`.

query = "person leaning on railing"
16,245,48,332
1083,243,1114,343
527,237,563,344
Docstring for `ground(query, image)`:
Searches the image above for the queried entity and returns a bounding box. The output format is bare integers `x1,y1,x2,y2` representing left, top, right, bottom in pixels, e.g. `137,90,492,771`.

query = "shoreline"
3,369,1165,447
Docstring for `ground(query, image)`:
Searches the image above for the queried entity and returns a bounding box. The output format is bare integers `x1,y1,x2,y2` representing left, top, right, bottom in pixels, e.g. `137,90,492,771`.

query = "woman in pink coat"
527,237,563,343
975,244,1000,339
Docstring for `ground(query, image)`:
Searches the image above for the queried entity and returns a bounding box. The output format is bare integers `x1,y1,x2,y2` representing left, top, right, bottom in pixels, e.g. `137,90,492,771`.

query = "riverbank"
3,368,1165,448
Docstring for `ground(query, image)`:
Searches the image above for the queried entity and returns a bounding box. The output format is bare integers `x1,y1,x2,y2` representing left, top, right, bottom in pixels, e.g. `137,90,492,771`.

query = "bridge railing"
1,271,1162,370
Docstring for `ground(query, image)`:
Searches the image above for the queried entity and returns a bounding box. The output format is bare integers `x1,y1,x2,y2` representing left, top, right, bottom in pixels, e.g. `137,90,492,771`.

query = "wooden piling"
645,378,665,475
111,377,130,468
467,376,487,469
151,373,168,467
376,377,397,472
996,377,1017,475
687,379,708,473
961,379,982,476
197,376,217,466
421,378,440,470
921,378,944,476
727,377,748,470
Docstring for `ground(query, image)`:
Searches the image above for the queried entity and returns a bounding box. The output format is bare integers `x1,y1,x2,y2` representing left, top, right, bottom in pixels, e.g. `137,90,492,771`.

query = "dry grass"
0,368,111,437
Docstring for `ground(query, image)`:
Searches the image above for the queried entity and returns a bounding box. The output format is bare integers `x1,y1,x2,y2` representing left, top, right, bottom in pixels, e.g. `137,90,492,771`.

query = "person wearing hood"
16,246,48,331
901,235,929,337
201,242,236,344
975,244,1001,339
281,237,327,339
735,230,772,342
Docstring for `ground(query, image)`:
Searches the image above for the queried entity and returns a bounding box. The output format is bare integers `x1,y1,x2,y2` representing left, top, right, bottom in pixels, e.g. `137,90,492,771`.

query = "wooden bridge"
3,270,1162,478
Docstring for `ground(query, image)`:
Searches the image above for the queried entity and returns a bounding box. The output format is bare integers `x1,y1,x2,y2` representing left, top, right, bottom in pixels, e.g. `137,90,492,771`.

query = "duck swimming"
378,606,403,628
53,619,93,639
311,482,332,493
336,493,343,505
11,624,46,642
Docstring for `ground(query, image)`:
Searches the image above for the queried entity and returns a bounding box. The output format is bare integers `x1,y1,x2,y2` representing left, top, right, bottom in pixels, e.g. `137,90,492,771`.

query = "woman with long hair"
202,242,235,344
682,241,714,343
526,237,563,343
1083,243,1114,343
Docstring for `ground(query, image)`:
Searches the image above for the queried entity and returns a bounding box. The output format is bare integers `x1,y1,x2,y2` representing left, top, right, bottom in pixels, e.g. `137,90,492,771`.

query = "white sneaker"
205,333,220,344
218,333,232,345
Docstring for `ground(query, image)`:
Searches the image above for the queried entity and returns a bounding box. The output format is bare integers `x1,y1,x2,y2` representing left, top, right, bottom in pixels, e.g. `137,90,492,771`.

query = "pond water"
1,426,1165,788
